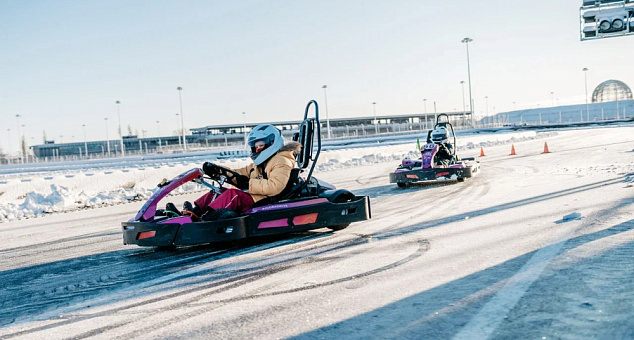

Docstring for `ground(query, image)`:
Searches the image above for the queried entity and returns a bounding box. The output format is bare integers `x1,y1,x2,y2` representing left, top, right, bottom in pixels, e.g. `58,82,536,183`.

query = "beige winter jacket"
232,142,302,203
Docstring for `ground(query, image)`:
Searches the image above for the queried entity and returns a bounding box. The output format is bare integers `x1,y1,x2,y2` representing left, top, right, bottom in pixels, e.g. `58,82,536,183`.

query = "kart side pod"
122,194,370,247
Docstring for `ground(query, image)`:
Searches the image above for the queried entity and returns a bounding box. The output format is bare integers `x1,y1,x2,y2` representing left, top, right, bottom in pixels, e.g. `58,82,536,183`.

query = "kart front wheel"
397,182,407,188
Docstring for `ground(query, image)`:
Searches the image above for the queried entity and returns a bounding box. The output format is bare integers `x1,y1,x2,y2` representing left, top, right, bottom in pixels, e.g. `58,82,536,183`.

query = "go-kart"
389,113,480,187
122,100,371,247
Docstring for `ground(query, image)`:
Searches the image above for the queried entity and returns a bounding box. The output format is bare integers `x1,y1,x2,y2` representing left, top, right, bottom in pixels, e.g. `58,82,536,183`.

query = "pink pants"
194,189,255,214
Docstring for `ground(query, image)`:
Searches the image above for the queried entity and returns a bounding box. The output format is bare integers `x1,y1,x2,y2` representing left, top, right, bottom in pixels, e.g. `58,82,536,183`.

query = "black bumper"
122,196,371,247
389,166,477,183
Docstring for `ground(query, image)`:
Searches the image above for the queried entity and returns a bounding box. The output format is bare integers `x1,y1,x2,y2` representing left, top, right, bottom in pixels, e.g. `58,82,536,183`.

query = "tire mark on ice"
83,240,431,340
1,233,428,340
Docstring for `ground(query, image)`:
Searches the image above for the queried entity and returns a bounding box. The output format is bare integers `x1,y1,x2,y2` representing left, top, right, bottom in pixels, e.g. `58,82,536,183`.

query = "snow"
0,130,549,222
0,124,632,339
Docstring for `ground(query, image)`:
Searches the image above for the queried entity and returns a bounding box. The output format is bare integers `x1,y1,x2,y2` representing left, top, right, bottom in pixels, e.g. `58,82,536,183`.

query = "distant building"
190,112,470,146
30,111,471,159
30,135,196,158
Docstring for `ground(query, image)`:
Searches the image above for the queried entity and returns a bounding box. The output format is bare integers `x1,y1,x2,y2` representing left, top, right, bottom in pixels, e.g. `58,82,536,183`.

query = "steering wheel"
215,165,242,180
204,164,249,190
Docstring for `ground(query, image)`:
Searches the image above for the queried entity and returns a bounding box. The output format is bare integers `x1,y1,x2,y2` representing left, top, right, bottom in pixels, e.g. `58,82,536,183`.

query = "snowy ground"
0,124,632,339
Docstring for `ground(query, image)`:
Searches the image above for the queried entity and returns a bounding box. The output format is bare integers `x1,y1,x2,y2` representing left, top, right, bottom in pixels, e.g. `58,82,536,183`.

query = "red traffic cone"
543,142,550,153
480,146,485,157
510,144,516,156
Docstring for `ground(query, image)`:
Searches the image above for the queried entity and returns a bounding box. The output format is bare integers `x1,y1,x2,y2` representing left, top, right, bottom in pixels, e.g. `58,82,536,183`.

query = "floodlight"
599,19,612,31
612,18,625,29
580,0,634,40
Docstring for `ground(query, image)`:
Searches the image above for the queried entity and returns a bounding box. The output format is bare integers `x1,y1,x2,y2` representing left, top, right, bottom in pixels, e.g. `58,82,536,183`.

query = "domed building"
591,80,633,103
491,78,634,126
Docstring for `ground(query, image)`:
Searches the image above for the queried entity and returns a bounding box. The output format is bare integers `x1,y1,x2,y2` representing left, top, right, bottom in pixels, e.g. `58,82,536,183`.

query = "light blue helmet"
247,124,284,165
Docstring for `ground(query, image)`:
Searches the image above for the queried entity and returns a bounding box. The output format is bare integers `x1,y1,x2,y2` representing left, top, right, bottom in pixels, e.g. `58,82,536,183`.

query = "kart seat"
250,168,302,208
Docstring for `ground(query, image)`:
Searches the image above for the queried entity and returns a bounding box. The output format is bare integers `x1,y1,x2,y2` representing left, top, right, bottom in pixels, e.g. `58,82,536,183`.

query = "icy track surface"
0,125,633,339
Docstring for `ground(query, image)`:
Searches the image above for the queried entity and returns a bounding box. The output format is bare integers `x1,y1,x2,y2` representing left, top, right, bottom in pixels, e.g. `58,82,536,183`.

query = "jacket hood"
279,141,302,154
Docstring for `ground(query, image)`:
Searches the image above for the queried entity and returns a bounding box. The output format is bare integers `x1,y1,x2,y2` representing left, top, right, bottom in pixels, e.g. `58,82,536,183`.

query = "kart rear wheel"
328,224,349,231
327,190,353,231
397,182,407,188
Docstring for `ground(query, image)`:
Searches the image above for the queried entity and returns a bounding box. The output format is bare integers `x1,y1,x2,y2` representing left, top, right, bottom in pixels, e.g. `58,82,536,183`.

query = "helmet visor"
432,133,447,142
249,134,275,154
248,133,275,147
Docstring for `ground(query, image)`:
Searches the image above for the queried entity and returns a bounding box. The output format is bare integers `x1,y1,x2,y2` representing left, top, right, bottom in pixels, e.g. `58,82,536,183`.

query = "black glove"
234,175,250,190
202,162,221,178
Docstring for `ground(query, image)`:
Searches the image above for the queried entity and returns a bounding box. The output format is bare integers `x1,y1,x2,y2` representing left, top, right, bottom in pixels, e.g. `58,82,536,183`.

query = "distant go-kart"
389,113,480,187
122,100,371,248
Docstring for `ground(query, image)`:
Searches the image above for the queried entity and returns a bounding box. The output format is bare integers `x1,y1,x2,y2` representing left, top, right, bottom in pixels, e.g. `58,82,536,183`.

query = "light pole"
115,100,125,157
156,120,161,151
6,128,11,163
460,81,466,127
104,117,111,157
484,96,489,127
322,85,331,139
550,92,555,107
177,87,187,151
82,124,88,158
423,98,427,113
583,68,589,121
615,84,619,119
242,112,247,147
21,124,27,162
461,37,474,127
15,114,22,162
460,81,466,113
175,113,181,147
372,102,378,134
513,101,516,110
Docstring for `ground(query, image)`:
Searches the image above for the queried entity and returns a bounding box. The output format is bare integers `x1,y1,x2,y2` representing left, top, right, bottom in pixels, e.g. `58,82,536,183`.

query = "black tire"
155,244,176,251
328,190,356,203
397,182,407,188
327,190,353,231
328,224,349,231
457,178,465,182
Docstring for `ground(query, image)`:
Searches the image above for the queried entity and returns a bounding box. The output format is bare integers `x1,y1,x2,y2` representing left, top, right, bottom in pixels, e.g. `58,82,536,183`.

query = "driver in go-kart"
170,124,301,221
430,126,455,167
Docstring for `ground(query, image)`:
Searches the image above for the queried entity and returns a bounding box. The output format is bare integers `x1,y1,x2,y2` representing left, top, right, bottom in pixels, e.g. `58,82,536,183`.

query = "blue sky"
0,0,632,151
